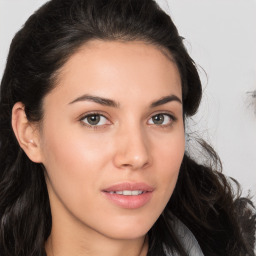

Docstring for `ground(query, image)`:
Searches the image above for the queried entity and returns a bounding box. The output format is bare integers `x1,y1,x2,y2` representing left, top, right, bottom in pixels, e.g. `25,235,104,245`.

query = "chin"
105,229,149,240
97,216,156,240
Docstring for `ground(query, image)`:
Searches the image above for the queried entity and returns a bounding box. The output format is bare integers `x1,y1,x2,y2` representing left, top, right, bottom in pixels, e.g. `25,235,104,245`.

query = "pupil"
153,114,164,124
88,115,100,125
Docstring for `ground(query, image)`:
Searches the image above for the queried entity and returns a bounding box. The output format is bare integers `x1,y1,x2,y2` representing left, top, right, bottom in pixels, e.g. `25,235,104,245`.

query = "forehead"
46,40,182,107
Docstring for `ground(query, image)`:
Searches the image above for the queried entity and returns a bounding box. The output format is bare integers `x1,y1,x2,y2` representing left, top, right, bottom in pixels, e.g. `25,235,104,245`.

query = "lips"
102,182,154,209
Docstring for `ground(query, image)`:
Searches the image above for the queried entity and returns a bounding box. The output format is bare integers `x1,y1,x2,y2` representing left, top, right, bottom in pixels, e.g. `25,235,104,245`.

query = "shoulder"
234,197,256,255
163,214,205,256
163,199,256,256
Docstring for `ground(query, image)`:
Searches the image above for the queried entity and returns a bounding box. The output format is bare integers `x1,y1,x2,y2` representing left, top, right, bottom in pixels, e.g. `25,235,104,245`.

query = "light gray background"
1,0,255,201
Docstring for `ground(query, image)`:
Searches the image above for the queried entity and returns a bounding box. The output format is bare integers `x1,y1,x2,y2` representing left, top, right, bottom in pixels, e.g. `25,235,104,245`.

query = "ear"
12,102,43,163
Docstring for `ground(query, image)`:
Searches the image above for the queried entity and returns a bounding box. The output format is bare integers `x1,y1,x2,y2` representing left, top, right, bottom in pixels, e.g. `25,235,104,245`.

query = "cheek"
42,120,110,172
40,124,112,209
153,130,185,198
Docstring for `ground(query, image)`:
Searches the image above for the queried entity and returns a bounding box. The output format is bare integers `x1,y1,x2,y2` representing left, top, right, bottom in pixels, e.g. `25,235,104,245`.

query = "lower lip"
102,192,153,209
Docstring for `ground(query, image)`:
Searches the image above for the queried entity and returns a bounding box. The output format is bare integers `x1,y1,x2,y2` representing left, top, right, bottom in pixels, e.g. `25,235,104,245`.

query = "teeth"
131,190,143,196
123,190,132,195
108,190,144,195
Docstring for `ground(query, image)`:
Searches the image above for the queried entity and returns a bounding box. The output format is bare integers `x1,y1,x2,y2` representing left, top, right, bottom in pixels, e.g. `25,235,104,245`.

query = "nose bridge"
113,121,151,170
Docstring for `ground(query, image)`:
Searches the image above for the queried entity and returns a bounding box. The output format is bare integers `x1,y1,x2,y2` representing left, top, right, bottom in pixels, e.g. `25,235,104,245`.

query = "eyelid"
78,110,110,120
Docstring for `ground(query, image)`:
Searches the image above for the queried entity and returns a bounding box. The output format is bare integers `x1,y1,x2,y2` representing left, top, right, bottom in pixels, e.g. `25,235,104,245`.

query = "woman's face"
38,40,185,240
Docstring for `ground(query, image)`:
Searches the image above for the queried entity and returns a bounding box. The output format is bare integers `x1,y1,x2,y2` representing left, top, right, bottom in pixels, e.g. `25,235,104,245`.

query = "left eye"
81,114,109,126
148,114,174,125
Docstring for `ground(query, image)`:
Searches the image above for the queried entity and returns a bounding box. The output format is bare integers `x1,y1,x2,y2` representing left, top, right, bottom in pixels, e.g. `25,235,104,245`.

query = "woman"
0,0,255,255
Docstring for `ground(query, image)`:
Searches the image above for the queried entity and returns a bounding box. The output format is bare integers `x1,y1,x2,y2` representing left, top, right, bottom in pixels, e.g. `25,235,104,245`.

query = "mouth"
102,182,154,209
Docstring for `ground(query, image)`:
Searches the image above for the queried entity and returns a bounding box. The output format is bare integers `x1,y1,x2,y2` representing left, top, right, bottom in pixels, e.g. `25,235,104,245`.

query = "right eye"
80,114,110,127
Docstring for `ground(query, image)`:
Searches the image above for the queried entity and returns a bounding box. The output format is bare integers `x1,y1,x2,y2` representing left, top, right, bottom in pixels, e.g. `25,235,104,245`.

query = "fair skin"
12,40,185,256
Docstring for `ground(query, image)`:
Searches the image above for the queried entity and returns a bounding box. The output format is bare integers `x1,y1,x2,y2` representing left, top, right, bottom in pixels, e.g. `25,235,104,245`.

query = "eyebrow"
150,95,182,108
69,94,182,108
69,94,119,108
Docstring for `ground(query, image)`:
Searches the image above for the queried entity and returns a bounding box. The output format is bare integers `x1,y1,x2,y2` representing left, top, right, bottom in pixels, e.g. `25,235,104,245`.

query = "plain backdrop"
0,0,256,201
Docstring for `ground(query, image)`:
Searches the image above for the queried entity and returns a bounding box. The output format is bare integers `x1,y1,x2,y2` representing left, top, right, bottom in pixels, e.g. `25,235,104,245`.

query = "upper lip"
102,182,154,192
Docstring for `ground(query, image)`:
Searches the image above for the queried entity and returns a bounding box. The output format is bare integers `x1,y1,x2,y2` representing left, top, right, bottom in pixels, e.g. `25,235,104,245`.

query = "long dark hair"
0,0,255,255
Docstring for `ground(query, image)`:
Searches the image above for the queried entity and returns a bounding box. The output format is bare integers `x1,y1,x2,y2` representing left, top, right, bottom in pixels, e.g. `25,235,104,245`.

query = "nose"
113,125,152,170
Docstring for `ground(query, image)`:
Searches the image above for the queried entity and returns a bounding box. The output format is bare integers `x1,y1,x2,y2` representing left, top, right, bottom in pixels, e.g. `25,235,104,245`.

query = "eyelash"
79,112,177,129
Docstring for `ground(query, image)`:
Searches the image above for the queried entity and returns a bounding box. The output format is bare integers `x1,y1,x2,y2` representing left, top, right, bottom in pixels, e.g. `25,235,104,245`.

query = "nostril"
122,163,132,168
121,157,150,170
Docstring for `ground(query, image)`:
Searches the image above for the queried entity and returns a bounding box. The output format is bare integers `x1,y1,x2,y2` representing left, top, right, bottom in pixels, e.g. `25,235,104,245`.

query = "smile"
102,182,154,209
